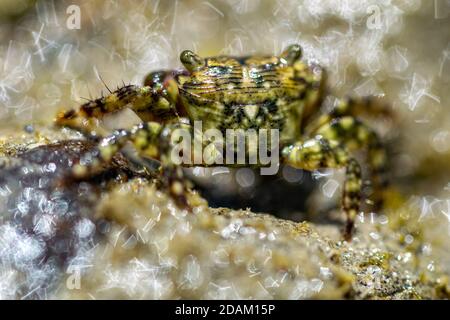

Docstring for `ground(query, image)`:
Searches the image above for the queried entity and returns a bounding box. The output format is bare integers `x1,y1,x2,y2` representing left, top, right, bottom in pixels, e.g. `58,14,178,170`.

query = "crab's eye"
180,50,205,72
280,44,302,65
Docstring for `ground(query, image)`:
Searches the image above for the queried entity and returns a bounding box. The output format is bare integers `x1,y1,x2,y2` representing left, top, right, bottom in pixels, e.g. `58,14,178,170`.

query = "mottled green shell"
177,54,324,144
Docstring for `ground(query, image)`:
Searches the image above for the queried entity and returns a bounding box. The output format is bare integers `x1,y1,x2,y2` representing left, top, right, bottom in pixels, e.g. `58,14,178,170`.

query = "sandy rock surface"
1,127,449,300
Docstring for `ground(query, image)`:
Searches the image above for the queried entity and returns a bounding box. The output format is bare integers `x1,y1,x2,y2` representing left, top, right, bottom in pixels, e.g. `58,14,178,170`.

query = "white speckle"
221,220,243,239
74,218,95,239
44,163,56,173
122,234,137,250
51,199,69,216
404,234,414,244
0,268,19,299
239,226,256,235
17,201,30,215
192,167,207,177
378,215,389,225
353,77,384,97
400,73,440,111
202,1,225,18
321,179,340,198
33,214,56,238
267,232,276,241
310,278,324,292
320,267,333,280
367,265,381,275
369,232,380,240
303,140,318,149
385,45,409,73
422,244,432,256
431,130,450,153
178,255,203,290
16,235,45,264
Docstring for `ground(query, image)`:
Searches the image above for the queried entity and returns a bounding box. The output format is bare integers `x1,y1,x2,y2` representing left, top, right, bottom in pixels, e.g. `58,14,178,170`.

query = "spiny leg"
314,116,388,211
55,84,176,137
282,137,362,241
71,121,193,208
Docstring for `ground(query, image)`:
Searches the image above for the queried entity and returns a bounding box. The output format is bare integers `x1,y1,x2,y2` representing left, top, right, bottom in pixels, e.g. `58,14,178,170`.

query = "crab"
55,44,391,241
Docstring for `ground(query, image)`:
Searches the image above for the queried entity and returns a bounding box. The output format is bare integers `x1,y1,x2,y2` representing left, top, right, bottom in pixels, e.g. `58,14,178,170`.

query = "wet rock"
0,127,449,299
0,135,146,299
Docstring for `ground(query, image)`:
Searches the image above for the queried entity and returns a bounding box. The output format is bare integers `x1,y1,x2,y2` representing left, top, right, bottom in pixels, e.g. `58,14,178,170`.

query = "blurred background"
0,0,449,221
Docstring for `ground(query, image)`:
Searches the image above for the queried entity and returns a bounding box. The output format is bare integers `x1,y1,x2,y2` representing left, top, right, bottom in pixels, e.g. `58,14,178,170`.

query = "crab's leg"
55,85,176,137
313,116,387,210
282,137,362,240
330,96,392,118
304,96,393,135
71,121,193,207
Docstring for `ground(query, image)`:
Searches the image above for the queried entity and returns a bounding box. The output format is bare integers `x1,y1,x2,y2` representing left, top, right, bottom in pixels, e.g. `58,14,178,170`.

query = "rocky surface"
1,0,450,300
1,127,449,300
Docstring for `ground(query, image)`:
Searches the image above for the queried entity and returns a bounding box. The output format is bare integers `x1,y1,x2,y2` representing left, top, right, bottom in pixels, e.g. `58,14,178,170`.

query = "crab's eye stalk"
280,44,302,65
180,50,205,72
